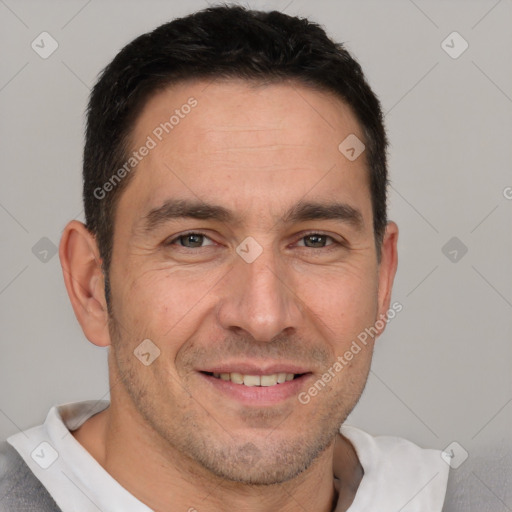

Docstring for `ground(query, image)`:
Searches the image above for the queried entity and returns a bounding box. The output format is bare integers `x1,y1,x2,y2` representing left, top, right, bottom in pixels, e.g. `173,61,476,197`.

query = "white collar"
8,401,449,512
9,400,151,512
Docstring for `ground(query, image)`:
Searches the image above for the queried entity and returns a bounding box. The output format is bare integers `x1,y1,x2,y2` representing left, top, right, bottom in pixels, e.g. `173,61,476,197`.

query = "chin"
202,453,309,486
189,432,335,486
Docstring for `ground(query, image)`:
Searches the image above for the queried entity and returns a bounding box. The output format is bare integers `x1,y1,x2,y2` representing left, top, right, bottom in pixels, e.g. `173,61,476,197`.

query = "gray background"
1,0,511,503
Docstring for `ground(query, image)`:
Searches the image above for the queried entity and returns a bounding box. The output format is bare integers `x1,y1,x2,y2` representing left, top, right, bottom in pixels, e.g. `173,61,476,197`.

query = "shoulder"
341,425,450,475
340,426,450,511
0,440,29,498
0,441,61,512
442,442,512,511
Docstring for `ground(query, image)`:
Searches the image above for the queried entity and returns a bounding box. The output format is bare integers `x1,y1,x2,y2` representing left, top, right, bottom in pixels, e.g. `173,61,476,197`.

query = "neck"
72,393,361,512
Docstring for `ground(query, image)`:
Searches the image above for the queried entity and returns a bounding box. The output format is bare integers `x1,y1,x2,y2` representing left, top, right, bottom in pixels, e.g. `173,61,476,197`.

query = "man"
0,5,450,511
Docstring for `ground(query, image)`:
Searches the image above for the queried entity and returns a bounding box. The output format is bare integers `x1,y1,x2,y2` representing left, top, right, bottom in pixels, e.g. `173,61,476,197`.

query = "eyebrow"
139,198,364,234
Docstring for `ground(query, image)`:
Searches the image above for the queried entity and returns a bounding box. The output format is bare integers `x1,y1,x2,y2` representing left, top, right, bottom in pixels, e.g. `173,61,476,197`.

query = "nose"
216,243,303,343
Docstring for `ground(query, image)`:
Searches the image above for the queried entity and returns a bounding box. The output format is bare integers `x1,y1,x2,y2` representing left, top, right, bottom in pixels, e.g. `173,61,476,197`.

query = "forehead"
119,78,371,228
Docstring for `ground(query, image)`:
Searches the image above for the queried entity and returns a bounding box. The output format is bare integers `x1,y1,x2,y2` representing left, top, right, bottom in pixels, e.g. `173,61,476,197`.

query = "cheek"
298,265,378,345
115,268,214,345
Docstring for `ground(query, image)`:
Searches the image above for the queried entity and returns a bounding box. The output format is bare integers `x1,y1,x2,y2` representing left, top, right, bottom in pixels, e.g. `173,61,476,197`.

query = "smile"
204,372,302,387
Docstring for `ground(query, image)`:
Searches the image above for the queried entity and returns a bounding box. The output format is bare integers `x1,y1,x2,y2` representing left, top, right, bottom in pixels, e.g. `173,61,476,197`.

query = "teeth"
243,375,261,387
277,372,287,384
230,372,244,384
210,372,297,386
261,374,278,387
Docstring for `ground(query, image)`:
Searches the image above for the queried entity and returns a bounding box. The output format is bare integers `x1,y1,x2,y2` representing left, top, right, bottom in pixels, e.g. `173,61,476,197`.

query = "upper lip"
198,362,311,375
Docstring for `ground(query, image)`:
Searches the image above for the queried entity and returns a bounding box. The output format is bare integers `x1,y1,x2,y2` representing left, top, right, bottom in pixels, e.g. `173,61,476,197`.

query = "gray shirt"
442,441,512,511
0,441,60,512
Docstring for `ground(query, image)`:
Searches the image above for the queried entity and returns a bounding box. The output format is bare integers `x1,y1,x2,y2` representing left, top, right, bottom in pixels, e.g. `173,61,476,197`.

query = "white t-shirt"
7,401,449,511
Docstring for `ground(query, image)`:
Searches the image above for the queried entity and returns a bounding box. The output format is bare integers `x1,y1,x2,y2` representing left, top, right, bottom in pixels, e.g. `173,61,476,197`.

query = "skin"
59,79,398,512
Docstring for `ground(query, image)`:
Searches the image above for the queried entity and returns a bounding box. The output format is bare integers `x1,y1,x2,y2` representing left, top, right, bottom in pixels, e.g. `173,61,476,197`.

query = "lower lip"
198,372,312,405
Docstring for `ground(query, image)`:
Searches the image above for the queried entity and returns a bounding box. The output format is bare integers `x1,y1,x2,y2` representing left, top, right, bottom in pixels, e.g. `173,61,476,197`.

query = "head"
60,5,398,486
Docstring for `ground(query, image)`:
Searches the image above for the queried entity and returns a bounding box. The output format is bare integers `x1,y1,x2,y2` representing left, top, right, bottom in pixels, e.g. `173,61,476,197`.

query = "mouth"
198,368,313,405
196,358,316,406
201,371,306,387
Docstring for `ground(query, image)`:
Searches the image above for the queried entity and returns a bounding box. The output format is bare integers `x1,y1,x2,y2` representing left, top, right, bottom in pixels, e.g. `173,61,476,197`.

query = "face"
106,79,395,485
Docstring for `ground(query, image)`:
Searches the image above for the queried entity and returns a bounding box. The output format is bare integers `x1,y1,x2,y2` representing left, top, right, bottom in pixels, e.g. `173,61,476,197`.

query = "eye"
166,232,216,248
296,233,337,248
164,231,344,251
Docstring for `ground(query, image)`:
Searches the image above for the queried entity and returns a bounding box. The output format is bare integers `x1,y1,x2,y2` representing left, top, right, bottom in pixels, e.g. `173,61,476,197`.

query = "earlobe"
376,221,399,334
59,220,111,347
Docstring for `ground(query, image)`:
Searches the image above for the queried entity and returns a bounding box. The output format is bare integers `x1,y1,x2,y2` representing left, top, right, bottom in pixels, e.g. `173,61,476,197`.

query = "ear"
59,220,111,347
375,221,399,335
